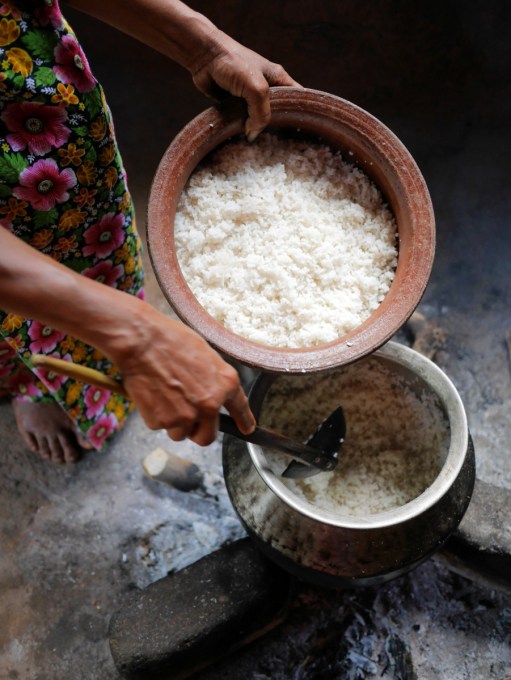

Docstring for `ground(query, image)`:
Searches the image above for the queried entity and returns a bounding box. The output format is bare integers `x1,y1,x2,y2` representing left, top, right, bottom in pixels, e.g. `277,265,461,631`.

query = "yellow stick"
30,354,128,398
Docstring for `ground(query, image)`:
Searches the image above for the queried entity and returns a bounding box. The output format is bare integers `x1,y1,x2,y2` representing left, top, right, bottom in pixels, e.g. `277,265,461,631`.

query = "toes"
34,436,52,462
76,432,93,450
44,436,66,464
12,400,93,463
51,437,66,464
35,434,69,464
58,433,81,463
34,433,80,464
22,430,39,455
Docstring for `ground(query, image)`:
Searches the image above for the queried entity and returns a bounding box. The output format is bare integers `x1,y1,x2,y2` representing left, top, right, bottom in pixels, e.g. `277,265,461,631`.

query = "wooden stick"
30,354,128,397
143,447,203,492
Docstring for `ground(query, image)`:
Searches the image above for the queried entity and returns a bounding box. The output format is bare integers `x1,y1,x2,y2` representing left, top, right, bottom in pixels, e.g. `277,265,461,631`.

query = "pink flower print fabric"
83,260,124,286
88,414,117,448
27,322,66,354
53,35,96,93
83,213,125,258
84,385,110,418
0,0,144,447
1,101,71,155
13,158,76,210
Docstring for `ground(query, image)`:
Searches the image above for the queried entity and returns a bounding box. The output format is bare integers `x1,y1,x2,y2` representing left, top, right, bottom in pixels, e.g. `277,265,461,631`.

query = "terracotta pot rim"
147,87,435,373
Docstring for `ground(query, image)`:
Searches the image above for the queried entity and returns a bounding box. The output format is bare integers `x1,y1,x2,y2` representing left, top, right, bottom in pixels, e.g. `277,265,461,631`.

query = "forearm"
63,0,222,73
0,229,145,364
0,230,255,440
64,0,299,140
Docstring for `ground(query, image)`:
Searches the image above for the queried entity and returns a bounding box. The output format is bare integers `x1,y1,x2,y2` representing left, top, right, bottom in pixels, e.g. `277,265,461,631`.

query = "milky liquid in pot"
258,357,450,517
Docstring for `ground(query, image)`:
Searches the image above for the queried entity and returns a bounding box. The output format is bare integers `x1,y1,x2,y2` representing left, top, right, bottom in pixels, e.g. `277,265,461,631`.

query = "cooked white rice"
259,357,449,516
174,133,398,348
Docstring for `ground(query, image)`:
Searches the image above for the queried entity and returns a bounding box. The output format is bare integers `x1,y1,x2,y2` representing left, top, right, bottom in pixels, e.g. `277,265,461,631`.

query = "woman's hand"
110,305,256,446
65,0,300,140
190,31,301,141
0,228,255,446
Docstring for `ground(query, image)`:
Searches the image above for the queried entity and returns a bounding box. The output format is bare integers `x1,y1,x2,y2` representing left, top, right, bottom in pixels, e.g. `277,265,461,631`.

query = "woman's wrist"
165,10,221,72
90,293,167,371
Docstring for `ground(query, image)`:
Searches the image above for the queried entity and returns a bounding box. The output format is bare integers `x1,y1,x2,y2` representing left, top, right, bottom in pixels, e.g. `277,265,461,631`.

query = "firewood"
143,447,203,492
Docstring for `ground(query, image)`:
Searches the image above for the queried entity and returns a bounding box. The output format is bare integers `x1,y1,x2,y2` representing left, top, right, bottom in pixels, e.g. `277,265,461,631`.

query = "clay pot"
147,88,435,372
222,342,475,587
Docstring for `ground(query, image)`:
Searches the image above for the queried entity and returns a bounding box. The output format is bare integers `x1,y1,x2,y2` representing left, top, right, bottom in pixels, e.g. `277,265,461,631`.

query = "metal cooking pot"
223,342,475,588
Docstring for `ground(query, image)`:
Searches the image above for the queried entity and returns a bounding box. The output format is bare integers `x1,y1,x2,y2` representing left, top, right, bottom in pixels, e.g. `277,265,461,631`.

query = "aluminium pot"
222,341,475,588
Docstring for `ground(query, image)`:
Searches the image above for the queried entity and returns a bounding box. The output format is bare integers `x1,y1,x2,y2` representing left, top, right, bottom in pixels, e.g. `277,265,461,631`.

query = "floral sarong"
0,0,144,448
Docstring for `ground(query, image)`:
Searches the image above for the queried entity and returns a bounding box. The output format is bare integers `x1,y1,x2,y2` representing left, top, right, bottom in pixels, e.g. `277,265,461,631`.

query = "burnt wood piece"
142,447,204,492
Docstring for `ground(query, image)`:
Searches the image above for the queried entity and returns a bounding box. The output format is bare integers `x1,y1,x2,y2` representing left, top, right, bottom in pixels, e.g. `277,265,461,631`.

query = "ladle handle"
218,413,336,470
30,354,128,397
30,354,335,472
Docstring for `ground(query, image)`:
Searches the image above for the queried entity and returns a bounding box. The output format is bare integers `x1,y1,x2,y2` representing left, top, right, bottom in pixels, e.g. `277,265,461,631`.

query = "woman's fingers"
117,313,256,447
166,425,190,442
224,382,256,434
186,412,220,447
145,372,254,446
243,75,271,142
243,63,301,140
191,34,301,142
163,379,253,446
129,369,255,446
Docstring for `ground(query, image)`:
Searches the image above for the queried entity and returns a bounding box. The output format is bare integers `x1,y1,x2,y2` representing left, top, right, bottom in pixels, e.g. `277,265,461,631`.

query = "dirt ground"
1,2,510,678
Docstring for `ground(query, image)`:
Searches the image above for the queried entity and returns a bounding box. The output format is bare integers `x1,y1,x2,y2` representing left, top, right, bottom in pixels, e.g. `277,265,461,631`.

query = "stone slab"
442,478,511,591
108,538,292,680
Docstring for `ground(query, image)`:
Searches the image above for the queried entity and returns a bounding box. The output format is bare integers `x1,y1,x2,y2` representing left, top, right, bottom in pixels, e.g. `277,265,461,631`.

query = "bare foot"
12,400,93,464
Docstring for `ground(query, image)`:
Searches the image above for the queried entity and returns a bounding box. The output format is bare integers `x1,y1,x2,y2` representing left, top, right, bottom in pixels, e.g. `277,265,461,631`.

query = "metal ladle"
30,354,344,479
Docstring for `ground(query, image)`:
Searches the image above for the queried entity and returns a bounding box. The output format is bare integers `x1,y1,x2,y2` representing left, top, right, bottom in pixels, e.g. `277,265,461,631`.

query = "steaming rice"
174,133,398,348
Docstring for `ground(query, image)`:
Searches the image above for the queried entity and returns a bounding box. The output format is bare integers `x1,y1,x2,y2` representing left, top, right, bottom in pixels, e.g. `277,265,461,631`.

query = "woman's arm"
0,228,255,445
64,0,300,140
